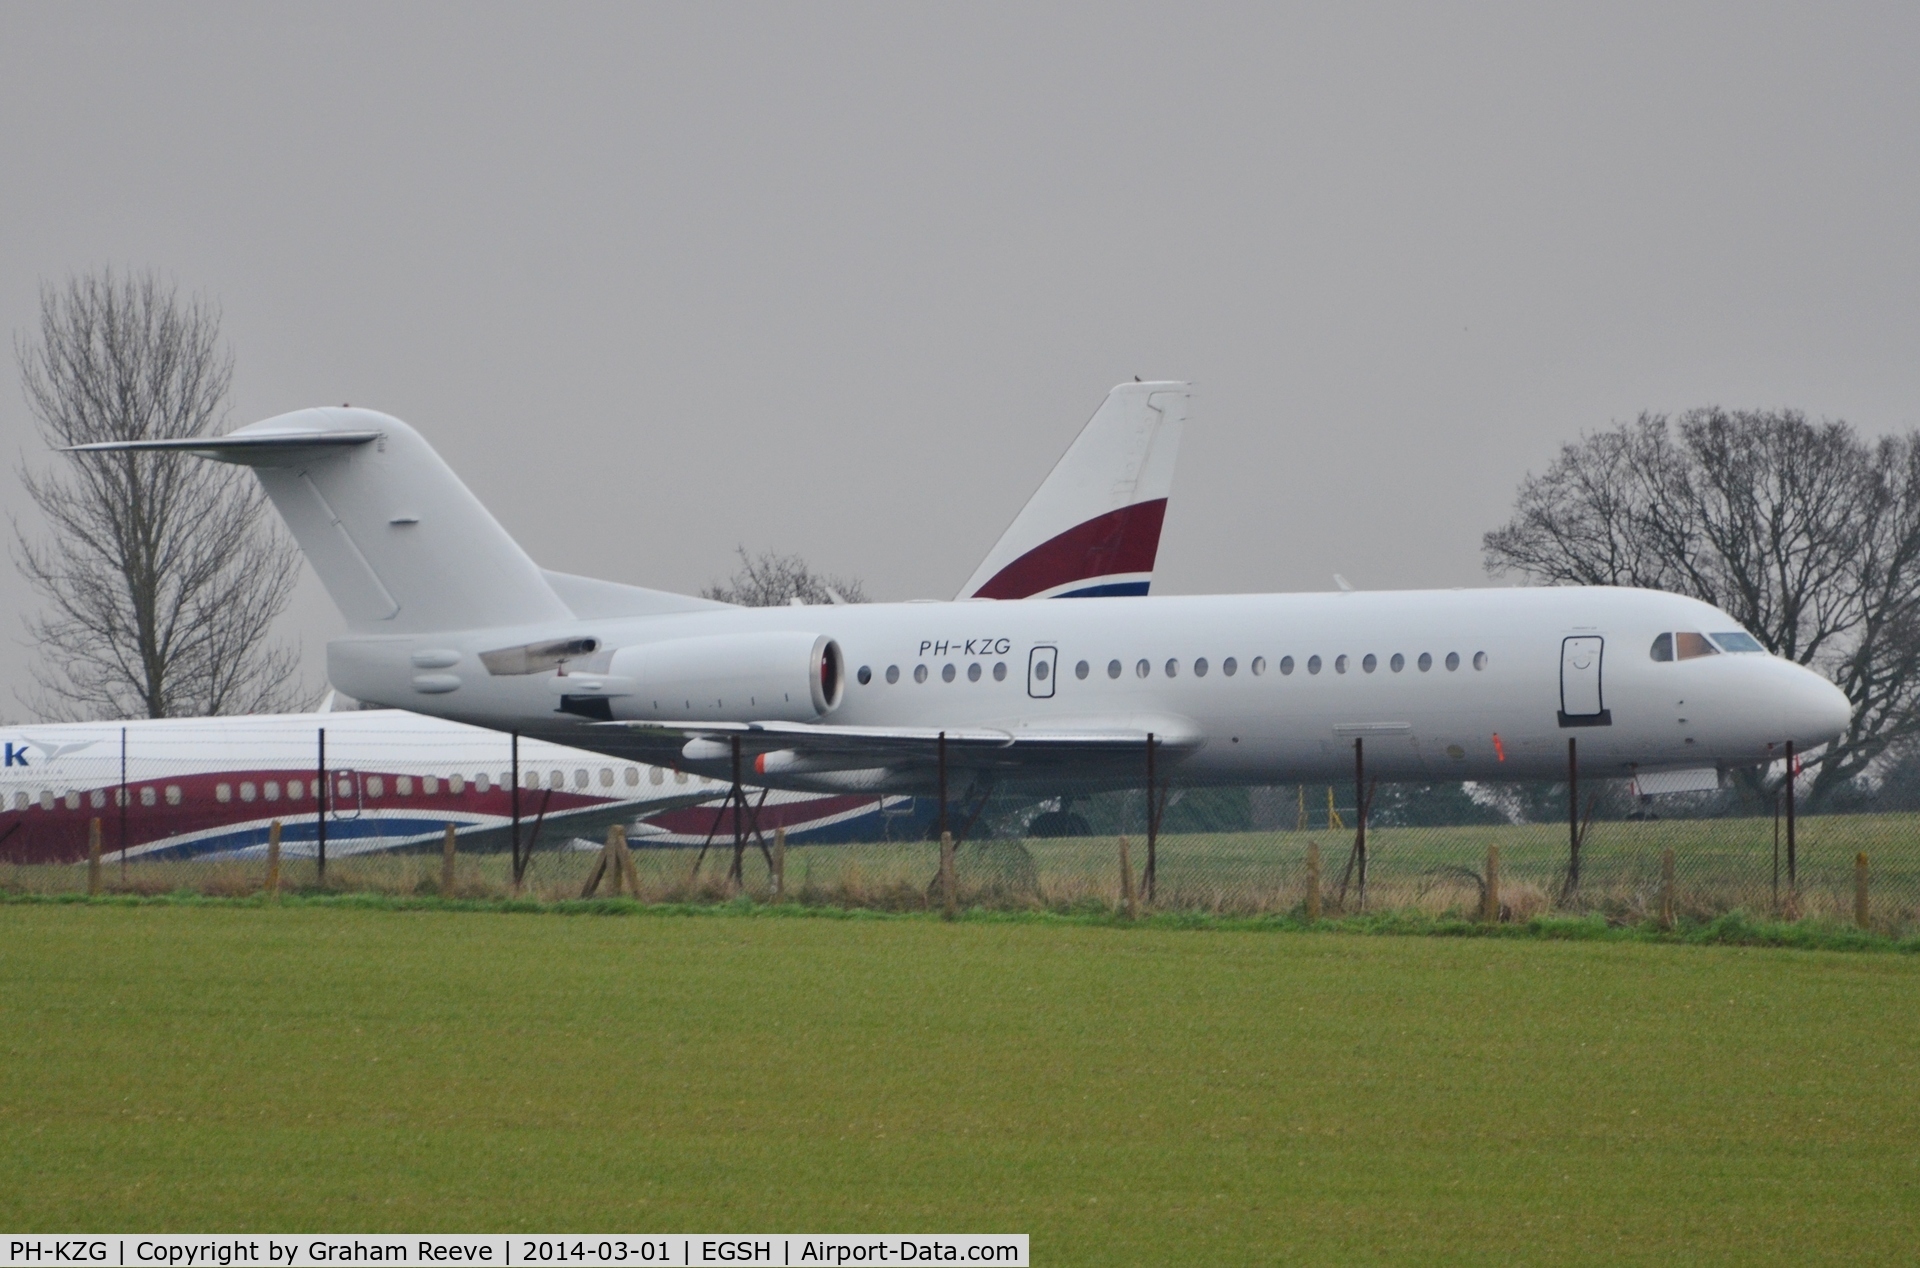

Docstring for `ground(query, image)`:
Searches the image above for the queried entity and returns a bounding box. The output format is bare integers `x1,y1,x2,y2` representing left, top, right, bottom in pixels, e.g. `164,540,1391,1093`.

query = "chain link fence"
3,719,1915,935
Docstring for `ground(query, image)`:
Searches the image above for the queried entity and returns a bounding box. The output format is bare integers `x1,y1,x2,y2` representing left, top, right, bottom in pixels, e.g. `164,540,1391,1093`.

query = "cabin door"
1028,646,1058,699
1558,637,1611,727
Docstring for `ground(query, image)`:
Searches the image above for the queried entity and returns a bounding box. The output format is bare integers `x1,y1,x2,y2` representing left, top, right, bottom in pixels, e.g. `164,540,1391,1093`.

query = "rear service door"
1558,636,1611,726
1028,646,1058,699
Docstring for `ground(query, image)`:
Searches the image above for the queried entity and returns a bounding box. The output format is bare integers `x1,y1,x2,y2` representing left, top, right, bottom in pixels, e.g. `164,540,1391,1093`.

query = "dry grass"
7,816,1919,934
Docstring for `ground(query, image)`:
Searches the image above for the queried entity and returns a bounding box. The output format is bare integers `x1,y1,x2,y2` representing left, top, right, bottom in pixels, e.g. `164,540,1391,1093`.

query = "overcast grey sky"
3,4,1918,715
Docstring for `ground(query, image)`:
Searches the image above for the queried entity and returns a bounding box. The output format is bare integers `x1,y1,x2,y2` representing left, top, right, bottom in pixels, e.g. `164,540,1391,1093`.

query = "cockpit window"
1710,631,1765,653
1675,632,1719,660
1650,633,1673,662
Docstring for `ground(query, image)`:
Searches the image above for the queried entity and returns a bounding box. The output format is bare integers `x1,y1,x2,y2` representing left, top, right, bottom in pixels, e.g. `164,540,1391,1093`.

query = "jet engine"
560,631,843,723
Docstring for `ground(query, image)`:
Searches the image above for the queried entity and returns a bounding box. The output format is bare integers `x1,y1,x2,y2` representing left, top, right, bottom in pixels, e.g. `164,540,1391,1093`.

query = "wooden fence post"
1659,848,1676,930
440,823,457,896
1118,835,1136,920
87,818,102,897
940,831,957,921
266,820,283,897
1855,853,1870,930
1305,841,1322,922
773,827,787,902
1482,844,1500,923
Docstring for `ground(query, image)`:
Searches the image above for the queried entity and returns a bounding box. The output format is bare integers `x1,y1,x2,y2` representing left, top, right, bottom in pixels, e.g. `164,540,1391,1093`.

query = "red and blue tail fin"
957,382,1188,600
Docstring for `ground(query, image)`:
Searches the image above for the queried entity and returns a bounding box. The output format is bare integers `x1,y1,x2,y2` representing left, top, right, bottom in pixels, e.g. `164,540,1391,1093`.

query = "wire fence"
4,723,1916,935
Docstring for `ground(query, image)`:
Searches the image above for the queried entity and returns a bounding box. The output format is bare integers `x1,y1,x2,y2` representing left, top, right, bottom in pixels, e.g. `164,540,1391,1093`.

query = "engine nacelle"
601,632,843,722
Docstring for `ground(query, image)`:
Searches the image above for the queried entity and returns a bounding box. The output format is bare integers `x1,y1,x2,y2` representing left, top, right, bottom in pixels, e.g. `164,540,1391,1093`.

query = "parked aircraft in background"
84,380,1850,805
5,384,1188,865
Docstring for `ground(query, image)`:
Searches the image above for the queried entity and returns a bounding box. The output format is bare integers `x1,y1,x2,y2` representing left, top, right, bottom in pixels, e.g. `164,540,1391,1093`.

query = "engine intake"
603,631,843,722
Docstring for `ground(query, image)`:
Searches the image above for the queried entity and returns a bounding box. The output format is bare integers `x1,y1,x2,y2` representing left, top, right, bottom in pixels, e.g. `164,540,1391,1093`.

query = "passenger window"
1255,656,1270,676
263,781,279,802
623,768,637,787
1275,655,1289,675
1308,655,1322,675
1165,659,1179,677
1362,654,1377,674
167,785,182,805
1446,652,1460,671
65,791,80,810
886,665,900,684
674,770,688,784
1649,633,1674,662
573,769,588,788
1075,660,1090,679
1335,655,1348,674
1390,653,1404,673
599,769,613,788
968,663,982,682
1136,659,1150,678
914,664,929,683
217,783,232,803
452,774,467,793
1108,659,1122,679
396,776,413,795
367,777,384,797
1223,657,1237,676
1676,632,1719,660
90,789,105,809
1473,651,1488,670
1194,657,1208,677
651,768,664,785
994,662,1008,681
424,776,440,794
943,663,957,683
857,665,872,685
1418,652,1432,672
240,782,257,803
288,780,304,800
13,790,25,810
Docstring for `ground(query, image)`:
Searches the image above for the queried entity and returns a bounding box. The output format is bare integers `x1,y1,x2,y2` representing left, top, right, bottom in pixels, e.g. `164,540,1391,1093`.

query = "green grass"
2,904,1917,1263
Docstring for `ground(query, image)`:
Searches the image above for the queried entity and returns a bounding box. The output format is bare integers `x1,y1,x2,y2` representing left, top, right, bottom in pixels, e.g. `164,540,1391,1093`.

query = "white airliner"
75,381,1851,805
4,385,1188,865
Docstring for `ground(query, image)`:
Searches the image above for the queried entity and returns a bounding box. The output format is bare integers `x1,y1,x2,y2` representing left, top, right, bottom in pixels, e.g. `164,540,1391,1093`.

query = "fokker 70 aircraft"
78,381,1850,805
5,383,1188,863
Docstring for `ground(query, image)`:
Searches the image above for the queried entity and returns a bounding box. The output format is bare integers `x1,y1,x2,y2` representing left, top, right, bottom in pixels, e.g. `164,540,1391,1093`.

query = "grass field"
1,904,1916,1263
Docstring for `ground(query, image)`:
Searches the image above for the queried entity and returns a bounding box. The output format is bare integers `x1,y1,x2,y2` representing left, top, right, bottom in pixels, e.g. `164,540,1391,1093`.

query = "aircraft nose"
1782,664,1851,747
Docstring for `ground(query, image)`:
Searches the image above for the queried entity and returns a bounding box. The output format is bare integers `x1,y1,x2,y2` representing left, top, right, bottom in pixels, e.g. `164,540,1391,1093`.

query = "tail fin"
957,381,1188,600
72,408,574,634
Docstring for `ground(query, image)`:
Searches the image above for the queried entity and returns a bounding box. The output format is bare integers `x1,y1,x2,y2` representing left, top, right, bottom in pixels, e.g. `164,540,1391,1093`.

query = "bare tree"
12,270,303,720
702,546,867,607
1484,408,1920,804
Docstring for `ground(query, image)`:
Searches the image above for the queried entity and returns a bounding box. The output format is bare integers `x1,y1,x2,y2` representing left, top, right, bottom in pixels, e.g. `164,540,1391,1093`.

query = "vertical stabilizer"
72,408,574,634
957,381,1188,600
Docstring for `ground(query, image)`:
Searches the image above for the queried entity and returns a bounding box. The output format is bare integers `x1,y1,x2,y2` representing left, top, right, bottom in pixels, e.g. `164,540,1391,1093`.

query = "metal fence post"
937,731,948,843
1119,835,1136,919
1144,734,1159,904
1785,739,1797,896
118,726,128,883
87,818,102,896
1566,738,1581,899
510,730,523,890
316,727,327,883
1353,738,1367,912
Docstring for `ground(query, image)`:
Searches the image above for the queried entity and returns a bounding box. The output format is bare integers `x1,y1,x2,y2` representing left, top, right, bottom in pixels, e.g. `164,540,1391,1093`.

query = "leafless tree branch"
702,546,867,607
11,269,304,720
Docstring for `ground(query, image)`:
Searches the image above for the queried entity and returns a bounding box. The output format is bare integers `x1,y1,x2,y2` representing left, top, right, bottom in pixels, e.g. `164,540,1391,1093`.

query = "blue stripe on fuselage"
1056,580,1151,598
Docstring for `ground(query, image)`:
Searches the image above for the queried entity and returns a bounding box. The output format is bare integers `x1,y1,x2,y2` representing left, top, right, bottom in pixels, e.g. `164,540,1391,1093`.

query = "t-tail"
67,409,720,634
955,381,1188,600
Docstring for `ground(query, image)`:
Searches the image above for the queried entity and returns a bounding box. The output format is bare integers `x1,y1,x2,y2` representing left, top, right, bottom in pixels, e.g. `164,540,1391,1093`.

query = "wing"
542,717,1203,794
